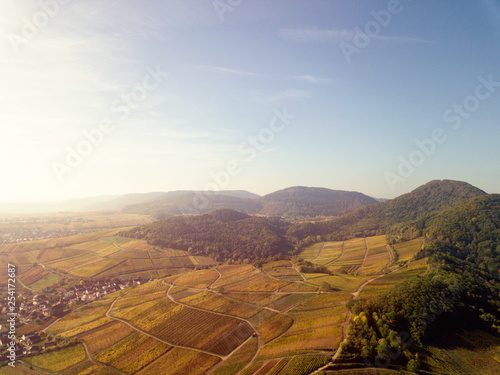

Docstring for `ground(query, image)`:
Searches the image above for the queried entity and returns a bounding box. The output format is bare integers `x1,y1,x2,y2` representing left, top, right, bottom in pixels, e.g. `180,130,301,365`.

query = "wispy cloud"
199,65,266,77
279,28,353,43
268,89,310,102
288,75,330,84
279,27,432,44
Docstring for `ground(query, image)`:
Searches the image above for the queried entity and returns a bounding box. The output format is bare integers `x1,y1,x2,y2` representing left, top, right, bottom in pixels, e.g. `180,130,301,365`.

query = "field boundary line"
322,241,345,267
165,284,263,359
106,296,225,359
207,266,222,289
78,341,127,375
312,242,326,261
308,263,407,375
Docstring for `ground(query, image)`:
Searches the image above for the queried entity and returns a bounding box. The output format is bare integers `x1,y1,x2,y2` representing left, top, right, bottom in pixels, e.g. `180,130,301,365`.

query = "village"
0,277,149,365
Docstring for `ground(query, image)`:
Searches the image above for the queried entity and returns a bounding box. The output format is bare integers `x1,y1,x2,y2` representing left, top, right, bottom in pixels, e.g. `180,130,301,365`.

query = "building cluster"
0,228,80,244
0,278,149,364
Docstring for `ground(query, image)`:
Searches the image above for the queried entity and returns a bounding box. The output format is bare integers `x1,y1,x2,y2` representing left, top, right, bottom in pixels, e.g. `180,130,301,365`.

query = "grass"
18,265,46,285
28,272,63,291
23,344,86,372
392,237,424,262
359,264,428,300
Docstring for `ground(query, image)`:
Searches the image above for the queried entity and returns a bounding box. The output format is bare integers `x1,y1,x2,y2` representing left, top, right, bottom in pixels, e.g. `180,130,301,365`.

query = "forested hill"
122,191,261,219
120,209,291,261
121,186,378,220
287,180,487,241
421,193,500,274
259,186,377,218
340,194,499,372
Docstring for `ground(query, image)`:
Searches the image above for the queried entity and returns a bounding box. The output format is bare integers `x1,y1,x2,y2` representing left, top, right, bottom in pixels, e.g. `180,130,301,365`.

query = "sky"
0,0,499,203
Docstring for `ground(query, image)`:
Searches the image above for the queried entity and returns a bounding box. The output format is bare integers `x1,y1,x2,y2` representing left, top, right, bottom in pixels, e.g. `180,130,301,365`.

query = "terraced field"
11,235,429,374
0,231,215,286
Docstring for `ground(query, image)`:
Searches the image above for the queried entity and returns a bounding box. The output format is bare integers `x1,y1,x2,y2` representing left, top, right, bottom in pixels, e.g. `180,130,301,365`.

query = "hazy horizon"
1,1,499,203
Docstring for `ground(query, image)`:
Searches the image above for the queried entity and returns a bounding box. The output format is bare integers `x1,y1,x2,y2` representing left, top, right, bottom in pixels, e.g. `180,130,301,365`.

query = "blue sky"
0,0,499,202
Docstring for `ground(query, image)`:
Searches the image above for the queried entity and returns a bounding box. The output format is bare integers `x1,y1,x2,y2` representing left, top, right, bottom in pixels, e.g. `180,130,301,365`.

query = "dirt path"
323,241,345,267
147,250,160,279
105,296,225,359
164,282,268,374
79,341,127,375
163,277,301,375
386,244,395,265
359,238,370,270
208,266,222,289
164,284,264,361
17,277,35,292
312,242,326,261
308,266,405,375
42,302,93,333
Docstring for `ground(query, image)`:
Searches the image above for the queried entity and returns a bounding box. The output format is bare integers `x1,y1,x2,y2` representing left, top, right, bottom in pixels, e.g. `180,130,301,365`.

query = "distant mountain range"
122,186,378,220
121,179,493,262
0,187,378,219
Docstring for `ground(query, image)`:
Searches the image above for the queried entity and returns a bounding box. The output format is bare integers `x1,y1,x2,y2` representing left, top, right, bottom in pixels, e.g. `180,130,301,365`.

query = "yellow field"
392,237,424,262
288,305,346,332
23,344,86,372
299,242,324,261
47,298,114,336
79,321,135,354
358,237,390,276
136,347,220,375
258,324,342,359
95,332,172,373
210,338,258,375
174,268,219,288
314,241,344,266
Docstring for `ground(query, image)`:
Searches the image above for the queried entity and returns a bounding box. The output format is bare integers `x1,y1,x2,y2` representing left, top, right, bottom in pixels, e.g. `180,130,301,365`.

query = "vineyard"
8,234,431,374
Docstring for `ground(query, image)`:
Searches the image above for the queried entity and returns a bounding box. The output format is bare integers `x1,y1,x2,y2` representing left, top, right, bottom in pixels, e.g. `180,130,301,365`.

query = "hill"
122,191,261,219
122,186,377,220
340,193,500,372
287,179,487,241
258,186,377,219
120,209,291,261
421,193,500,274
82,192,168,211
